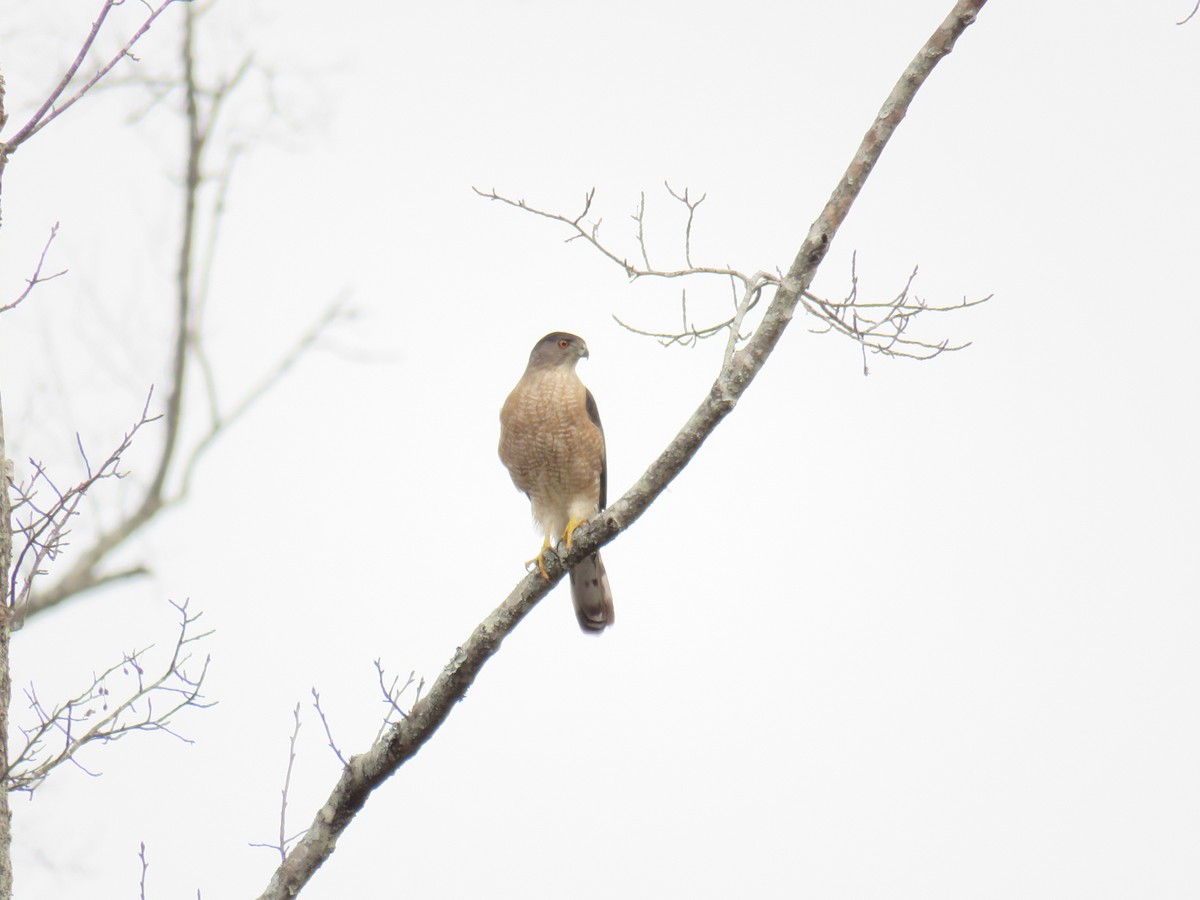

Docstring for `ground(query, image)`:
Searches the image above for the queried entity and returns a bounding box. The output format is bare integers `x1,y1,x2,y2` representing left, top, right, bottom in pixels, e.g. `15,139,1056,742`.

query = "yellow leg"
524,535,552,579
563,517,586,550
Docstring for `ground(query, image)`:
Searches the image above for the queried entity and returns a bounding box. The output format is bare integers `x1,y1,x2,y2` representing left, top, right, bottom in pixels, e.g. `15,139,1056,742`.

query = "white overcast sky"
1,1,1198,897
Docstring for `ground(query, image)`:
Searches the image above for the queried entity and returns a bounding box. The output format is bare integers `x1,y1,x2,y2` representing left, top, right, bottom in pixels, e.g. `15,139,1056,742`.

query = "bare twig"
249,704,312,860
1178,1,1200,25
279,704,303,860
311,689,347,768
138,842,149,900
664,181,706,269
633,192,651,270
1,224,67,315
257,3,990,897
373,661,418,740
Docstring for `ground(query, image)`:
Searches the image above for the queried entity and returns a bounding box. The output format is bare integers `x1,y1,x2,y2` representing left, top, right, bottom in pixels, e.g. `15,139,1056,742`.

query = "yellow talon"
563,517,586,551
525,535,552,580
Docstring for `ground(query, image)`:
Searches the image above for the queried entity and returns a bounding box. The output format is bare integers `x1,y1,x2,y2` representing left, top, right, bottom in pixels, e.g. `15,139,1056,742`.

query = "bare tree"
10,4,346,621
1,4,188,889
254,1,990,896
1,0,1192,894
0,2,341,894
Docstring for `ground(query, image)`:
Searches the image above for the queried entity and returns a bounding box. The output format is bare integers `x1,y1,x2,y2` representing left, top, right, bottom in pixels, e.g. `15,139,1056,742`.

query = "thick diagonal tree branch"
256,1,989,896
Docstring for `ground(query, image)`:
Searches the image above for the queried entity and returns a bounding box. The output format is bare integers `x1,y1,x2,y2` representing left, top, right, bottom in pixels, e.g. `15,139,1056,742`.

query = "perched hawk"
499,332,614,633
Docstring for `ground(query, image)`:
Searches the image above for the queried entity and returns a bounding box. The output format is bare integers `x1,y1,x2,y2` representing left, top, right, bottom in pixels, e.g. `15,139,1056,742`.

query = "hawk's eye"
558,339,570,349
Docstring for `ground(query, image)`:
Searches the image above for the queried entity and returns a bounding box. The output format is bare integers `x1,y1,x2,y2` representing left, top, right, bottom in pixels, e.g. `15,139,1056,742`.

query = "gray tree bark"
0,391,15,899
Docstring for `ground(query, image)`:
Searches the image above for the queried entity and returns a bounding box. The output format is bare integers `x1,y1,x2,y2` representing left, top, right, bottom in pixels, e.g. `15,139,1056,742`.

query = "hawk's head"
528,332,589,369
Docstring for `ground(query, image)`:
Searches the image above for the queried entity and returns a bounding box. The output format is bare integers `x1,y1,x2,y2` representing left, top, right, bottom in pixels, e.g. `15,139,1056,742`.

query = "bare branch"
723,275,770,369
795,254,990,373
494,181,984,366
3,0,183,151
8,395,160,624
257,3,990,896
147,0,202,512
473,187,749,283
613,271,772,357
5,599,213,794
1,224,67,315
173,299,353,504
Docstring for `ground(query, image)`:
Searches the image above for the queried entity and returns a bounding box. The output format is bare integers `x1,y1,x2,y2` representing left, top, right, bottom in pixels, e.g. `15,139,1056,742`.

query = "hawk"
499,332,614,633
